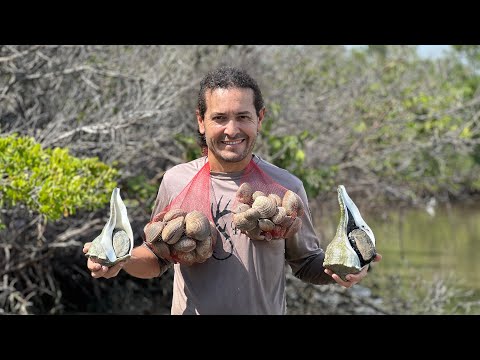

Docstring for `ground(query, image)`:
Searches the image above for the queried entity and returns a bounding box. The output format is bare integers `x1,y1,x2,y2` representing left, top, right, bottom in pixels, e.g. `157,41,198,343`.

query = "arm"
285,184,336,285
85,177,174,279
84,242,171,279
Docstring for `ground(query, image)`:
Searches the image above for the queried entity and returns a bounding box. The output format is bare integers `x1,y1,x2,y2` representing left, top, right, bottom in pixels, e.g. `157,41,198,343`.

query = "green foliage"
260,115,337,198
174,133,202,161
0,134,118,226
125,174,159,207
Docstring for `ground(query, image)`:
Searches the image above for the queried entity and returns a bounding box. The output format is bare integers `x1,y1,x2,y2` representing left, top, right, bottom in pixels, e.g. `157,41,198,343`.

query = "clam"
86,188,134,267
323,185,376,281
146,210,215,266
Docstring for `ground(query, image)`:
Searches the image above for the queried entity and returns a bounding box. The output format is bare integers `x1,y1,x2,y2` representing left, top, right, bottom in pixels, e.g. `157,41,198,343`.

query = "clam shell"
163,208,188,222
252,195,277,219
282,190,305,218
195,236,213,260
233,213,257,231
162,216,185,244
185,210,210,241
268,193,282,206
144,221,165,243
173,236,197,252
236,182,254,205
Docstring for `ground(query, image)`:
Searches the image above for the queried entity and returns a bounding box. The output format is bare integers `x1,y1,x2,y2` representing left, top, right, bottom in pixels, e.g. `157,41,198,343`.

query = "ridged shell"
252,190,266,201
195,236,213,259
280,215,294,228
234,203,251,214
144,221,165,243
152,209,168,222
185,210,210,241
162,216,185,244
252,196,277,218
233,213,257,231
243,207,261,221
268,193,282,206
271,207,286,224
172,249,197,266
163,208,188,222
282,190,305,218
150,240,171,259
173,236,197,252
236,182,254,205
258,218,275,232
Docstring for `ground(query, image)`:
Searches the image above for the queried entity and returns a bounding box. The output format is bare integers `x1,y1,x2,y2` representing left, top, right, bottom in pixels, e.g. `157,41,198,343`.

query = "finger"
374,253,382,262
324,269,353,288
105,261,125,278
346,270,366,283
91,265,110,278
88,258,103,272
83,242,92,254
332,273,353,288
324,268,333,276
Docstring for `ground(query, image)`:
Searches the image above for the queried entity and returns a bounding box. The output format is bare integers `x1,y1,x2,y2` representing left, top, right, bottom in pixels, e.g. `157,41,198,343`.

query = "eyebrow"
210,111,253,116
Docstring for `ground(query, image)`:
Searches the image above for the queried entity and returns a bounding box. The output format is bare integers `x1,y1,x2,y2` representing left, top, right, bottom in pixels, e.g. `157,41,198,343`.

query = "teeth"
223,140,242,145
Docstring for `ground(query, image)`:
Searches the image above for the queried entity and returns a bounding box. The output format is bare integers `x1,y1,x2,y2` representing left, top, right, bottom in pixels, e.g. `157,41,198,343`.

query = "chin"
218,150,248,163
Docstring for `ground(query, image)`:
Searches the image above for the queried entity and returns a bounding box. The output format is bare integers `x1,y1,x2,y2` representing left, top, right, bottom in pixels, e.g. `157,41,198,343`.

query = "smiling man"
83,66,381,315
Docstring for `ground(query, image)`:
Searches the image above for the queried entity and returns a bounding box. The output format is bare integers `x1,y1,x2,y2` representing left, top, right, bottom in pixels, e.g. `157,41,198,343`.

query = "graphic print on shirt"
210,195,235,260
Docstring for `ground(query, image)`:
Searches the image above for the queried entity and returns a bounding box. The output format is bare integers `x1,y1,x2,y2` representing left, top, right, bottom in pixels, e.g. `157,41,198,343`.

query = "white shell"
87,188,134,265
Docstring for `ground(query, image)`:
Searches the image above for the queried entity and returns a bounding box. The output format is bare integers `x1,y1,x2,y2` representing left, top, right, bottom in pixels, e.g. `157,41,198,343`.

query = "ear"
196,109,205,134
257,107,266,132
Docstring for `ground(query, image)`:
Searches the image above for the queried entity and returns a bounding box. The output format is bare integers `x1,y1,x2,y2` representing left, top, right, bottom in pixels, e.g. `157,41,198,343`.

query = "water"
314,203,480,314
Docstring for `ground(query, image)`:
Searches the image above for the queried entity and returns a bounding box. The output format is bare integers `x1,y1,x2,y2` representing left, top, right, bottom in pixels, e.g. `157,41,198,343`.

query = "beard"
206,134,257,164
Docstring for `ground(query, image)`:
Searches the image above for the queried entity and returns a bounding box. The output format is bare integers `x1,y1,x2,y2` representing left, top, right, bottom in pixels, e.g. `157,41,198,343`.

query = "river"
314,202,480,314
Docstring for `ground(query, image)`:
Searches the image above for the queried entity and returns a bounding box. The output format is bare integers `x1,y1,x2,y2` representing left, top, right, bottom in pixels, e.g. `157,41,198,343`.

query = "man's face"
197,87,265,172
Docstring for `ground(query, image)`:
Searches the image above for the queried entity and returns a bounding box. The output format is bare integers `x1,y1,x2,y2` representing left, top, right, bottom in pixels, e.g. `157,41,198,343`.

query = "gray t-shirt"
149,154,334,315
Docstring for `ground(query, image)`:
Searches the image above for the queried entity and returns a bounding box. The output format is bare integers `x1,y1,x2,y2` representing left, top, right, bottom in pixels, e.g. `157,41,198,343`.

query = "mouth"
221,139,244,146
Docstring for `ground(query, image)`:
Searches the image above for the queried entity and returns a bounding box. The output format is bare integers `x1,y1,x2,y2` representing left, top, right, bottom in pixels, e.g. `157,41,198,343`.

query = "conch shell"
86,188,134,267
323,185,376,281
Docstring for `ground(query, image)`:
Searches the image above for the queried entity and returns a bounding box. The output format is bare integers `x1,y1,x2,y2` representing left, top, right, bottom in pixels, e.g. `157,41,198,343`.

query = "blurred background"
1,45,479,314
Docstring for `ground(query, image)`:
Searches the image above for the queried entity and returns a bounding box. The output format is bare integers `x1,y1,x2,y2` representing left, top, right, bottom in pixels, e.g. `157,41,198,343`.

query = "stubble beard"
207,135,257,164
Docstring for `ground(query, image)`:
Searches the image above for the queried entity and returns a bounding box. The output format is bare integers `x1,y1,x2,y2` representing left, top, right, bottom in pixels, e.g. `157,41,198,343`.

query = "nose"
224,119,240,138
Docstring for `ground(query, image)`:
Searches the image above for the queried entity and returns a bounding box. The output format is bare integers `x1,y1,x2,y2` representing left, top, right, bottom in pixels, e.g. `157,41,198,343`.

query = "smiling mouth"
222,139,244,146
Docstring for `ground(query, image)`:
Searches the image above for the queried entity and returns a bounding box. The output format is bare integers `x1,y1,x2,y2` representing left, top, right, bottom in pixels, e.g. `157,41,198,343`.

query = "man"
84,66,382,314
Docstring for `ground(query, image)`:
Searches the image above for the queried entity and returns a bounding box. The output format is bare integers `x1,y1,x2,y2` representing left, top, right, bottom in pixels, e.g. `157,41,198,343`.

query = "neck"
208,154,253,173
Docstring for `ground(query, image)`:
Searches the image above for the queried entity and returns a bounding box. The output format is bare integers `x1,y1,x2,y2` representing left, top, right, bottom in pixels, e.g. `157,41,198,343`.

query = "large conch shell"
86,188,134,267
323,185,376,281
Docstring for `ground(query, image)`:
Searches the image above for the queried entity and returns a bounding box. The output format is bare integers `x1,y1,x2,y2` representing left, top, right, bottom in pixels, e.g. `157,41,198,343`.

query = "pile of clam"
233,182,305,241
144,209,216,266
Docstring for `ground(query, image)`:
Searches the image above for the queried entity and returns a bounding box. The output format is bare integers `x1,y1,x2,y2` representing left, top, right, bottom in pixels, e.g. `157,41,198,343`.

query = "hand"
83,242,127,279
324,253,382,288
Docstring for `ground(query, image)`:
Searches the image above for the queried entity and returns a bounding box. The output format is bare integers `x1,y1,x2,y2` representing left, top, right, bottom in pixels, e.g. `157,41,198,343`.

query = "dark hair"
197,66,264,151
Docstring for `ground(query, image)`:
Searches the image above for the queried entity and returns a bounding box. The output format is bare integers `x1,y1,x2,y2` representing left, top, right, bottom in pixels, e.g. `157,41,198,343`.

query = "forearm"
122,244,171,279
292,252,336,285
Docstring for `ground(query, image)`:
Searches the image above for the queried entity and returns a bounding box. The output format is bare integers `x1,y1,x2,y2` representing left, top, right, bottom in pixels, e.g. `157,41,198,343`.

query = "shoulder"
162,157,207,185
254,154,304,193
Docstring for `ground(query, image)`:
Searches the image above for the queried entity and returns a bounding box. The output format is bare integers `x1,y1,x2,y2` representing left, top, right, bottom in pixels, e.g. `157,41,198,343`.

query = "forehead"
205,88,255,111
